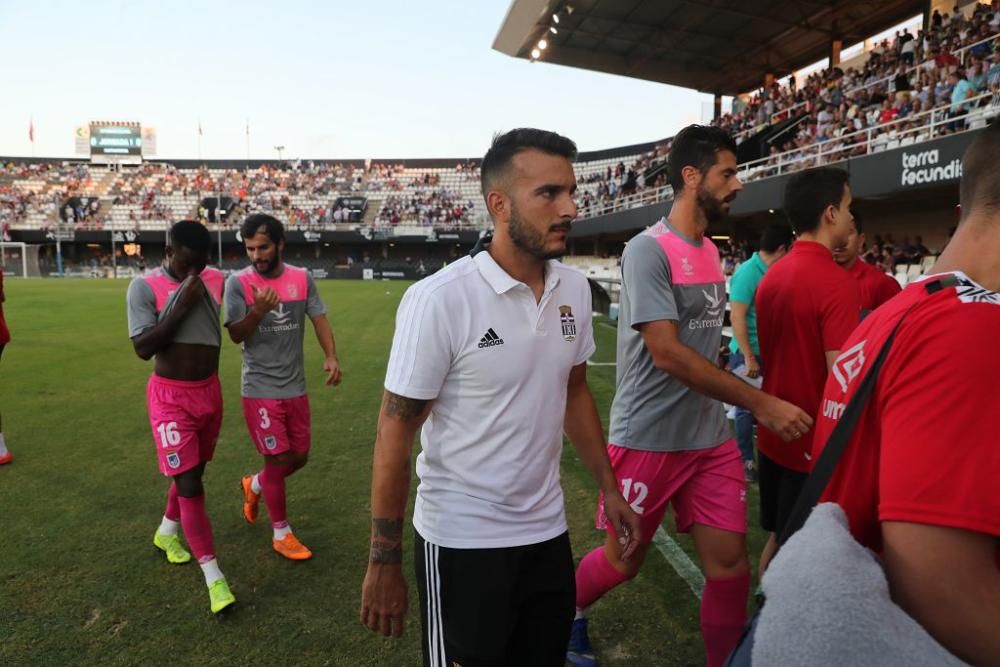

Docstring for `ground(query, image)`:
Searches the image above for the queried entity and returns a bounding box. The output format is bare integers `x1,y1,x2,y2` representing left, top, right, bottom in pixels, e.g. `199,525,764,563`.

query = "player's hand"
250,284,280,316
754,395,813,443
602,491,642,561
745,354,761,379
323,356,342,386
361,564,408,638
177,275,207,310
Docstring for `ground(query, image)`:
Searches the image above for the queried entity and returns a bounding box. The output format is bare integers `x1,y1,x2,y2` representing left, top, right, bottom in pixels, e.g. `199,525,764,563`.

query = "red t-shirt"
755,241,861,471
848,259,902,316
0,267,9,344
879,107,899,124
815,273,1000,557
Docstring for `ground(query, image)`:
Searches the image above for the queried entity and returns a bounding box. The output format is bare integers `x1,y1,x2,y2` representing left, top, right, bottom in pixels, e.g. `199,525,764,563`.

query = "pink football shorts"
146,374,223,476
597,438,747,541
241,395,311,457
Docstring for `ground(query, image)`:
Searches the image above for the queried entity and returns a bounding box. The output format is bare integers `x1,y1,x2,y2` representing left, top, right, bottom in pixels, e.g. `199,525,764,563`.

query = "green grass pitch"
0,278,766,666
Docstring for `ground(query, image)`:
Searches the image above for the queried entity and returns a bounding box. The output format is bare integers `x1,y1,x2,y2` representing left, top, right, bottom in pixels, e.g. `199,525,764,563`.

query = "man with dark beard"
360,128,641,666
225,214,341,560
567,125,811,667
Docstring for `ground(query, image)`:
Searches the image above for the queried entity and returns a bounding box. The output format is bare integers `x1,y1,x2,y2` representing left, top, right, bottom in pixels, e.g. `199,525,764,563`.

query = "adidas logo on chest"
477,328,504,348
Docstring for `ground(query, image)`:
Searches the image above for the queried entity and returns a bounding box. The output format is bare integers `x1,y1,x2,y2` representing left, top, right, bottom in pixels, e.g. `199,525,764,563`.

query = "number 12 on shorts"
621,478,648,514
157,421,180,448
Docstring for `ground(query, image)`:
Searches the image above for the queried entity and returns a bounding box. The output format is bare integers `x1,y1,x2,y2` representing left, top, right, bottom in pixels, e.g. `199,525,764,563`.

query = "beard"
253,250,281,275
696,186,730,224
508,204,569,261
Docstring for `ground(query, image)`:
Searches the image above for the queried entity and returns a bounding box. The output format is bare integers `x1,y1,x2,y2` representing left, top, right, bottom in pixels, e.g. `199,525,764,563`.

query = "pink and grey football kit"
601,219,744,539
575,219,749,667
126,267,225,476
223,265,326,456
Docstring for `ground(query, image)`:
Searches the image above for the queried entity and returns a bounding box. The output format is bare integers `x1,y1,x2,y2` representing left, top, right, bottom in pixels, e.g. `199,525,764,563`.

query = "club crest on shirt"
166,452,181,469
681,257,695,277
264,435,278,451
287,283,299,299
559,305,577,341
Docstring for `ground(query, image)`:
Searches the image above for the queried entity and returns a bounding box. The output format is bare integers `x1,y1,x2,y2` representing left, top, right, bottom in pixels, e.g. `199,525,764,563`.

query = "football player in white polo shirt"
360,128,642,666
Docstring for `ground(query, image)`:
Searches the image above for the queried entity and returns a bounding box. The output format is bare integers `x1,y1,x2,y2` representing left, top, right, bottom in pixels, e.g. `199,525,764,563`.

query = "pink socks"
177,494,216,564
575,547,635,611
164,482,180,522
259,464,293,529
701,573,750,667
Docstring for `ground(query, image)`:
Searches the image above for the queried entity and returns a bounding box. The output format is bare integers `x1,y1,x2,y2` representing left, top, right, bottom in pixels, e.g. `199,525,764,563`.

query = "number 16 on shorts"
156,421,183,470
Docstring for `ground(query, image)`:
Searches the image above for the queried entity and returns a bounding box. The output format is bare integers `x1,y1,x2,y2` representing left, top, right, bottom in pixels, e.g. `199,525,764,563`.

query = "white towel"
752,503,968,666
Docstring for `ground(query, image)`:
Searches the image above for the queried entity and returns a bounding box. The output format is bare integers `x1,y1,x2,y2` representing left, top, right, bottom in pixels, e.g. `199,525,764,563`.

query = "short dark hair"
959,119,1000,219
760,221,794,253
241,213,285,244
480,128,577,199
850,206,864,235
169,220,211,254
667,125,738,191
782,167,850,234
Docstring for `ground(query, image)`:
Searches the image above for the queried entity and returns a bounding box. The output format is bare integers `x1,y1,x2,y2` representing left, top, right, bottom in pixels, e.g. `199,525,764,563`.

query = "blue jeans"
728,350,760,465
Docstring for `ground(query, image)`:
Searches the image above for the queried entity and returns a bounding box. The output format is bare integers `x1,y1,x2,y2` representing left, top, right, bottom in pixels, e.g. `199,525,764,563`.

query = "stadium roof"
493,0,923,96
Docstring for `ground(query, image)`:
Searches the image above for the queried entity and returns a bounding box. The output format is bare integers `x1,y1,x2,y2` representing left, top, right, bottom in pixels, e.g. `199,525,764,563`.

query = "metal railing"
736,90,996,182
843,32,999,98
574,92,996,220
728,32,998,146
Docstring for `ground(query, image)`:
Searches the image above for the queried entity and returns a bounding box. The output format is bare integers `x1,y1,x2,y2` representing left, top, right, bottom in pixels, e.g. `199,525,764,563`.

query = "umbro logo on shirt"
477,328,504,348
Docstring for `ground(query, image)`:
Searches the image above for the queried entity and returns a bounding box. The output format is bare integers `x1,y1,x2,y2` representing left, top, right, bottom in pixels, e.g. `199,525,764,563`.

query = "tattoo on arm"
370,518,403,564
383,391,428,420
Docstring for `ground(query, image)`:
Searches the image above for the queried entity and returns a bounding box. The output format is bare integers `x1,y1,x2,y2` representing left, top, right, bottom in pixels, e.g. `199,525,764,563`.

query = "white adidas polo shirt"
384,251,596,549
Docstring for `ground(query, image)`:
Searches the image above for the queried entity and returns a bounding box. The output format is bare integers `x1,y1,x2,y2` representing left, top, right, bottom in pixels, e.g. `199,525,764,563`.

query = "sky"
0,0,715,160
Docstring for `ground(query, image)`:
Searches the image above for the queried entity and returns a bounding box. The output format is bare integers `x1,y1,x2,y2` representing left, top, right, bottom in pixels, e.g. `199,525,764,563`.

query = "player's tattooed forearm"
383,391,428,419
370,518,403,564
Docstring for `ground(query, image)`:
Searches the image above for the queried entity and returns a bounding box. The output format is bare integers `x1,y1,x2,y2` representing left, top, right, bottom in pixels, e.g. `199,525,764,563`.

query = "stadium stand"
4,3,995,288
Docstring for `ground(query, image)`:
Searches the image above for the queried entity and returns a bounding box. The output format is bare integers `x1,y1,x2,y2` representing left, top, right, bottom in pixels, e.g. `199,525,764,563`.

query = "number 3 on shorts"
258,407,271,429
621,478,648,514
156,421,180,448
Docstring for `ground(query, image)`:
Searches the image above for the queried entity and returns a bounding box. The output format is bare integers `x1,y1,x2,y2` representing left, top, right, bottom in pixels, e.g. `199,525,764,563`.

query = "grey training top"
609,220,730,452
126,267,225,348
223,264,326,398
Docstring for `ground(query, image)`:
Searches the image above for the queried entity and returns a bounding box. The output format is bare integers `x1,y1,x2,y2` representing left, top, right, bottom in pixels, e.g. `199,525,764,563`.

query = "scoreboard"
90,123,142,157
75,123,156,163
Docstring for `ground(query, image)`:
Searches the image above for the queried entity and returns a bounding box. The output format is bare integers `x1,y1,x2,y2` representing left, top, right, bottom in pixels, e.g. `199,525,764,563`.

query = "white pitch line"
586,361,617,367
598,322,617,331
652,526,705,599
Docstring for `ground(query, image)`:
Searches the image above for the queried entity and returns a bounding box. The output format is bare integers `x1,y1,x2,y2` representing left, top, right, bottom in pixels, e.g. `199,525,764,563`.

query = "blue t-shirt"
728,252,768,356
951,79,974,113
